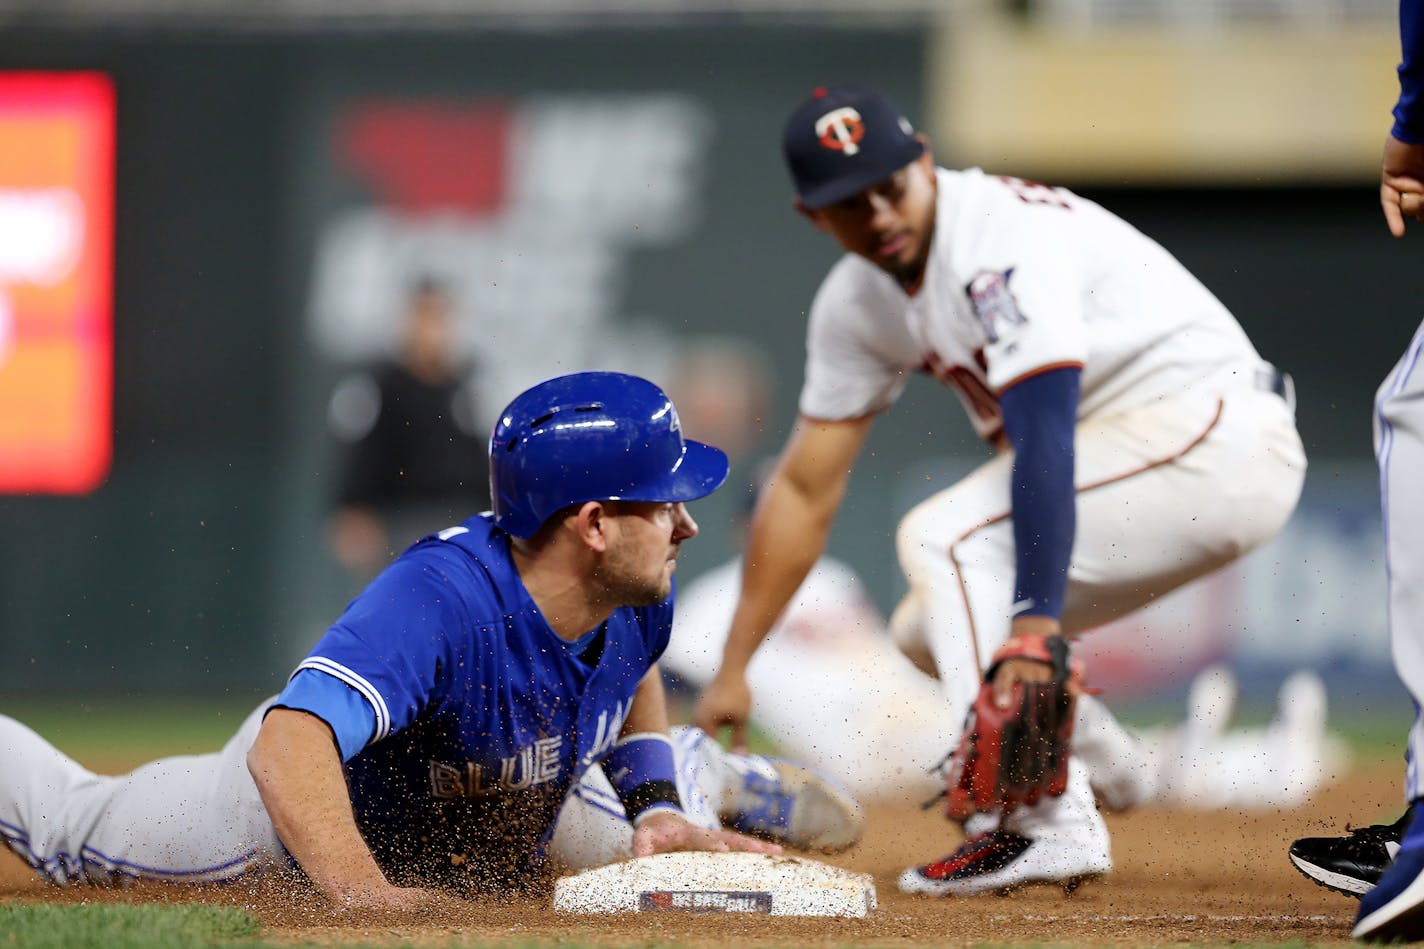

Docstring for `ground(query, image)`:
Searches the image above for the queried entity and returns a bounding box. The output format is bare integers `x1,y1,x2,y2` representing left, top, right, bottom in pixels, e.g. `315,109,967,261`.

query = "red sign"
0,71,115,493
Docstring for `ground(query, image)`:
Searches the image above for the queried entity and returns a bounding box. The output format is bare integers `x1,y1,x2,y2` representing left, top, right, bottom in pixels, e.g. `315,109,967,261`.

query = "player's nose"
671,503,699,541
867,190,897,225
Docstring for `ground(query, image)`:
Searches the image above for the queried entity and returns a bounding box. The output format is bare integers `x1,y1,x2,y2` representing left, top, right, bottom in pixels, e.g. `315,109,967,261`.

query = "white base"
553,852,877,918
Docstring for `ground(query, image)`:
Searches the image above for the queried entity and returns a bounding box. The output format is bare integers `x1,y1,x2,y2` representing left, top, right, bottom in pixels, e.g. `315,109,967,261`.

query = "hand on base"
631,810,783,858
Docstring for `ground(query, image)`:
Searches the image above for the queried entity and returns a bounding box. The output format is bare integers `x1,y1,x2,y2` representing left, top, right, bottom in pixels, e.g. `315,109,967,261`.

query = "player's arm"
609,667,780,857
248,555,463,909
694,412,875,748
247,707,435,909
1384,0,1424,235
991,365,1082,707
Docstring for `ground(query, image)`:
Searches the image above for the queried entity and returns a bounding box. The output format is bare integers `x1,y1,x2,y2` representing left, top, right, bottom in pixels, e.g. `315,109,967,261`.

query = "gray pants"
0,701,283,884
0,701,727,886
1376,320,1424,802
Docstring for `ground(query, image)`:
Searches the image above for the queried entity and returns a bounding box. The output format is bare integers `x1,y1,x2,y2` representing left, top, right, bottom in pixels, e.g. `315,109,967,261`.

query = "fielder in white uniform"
695,84,1306,897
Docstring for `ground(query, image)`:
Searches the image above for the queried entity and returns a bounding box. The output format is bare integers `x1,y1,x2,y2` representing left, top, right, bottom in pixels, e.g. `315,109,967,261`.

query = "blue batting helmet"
489,371,730,538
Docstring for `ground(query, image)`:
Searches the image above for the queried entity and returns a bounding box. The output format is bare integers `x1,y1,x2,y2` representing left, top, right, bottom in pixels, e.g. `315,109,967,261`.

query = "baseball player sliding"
695,84,1306,896
0,372,862,907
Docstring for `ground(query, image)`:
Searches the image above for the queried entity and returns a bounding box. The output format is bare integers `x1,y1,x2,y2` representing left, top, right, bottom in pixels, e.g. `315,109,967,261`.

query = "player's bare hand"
693,670,752,753
1381,134,1424,237
992,615,1065,709
631,810,782,858
990,657,1055,710
327,882,448,914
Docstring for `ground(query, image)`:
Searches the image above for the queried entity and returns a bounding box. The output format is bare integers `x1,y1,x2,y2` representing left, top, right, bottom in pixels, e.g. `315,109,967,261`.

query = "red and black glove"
942,633,1082,821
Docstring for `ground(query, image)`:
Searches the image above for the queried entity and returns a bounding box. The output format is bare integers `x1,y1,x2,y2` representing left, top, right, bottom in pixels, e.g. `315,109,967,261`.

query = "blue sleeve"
294,544,477,743
998,366,1081,621
273,668,380,761
1396,0,1424,142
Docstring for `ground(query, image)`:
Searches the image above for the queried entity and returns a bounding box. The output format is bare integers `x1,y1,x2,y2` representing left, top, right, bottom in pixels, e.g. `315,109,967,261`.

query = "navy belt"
1257,366,1295,411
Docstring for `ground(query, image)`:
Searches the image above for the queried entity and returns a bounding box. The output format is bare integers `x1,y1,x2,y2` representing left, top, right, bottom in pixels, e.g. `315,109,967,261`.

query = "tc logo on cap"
815,107,865,156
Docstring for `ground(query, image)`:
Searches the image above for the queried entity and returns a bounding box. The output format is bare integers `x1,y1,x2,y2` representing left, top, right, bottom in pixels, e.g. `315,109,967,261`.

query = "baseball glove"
941,633,1082,821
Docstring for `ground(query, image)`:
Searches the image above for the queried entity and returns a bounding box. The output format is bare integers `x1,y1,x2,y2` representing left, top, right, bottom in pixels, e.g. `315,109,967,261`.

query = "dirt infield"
0,755,1402,946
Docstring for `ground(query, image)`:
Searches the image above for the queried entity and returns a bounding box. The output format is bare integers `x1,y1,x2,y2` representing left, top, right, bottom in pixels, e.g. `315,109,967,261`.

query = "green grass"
0,903,261,949
0,697,266,768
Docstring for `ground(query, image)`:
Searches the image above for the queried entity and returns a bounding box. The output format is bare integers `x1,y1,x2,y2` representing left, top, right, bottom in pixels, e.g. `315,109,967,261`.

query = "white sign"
0,187,85,285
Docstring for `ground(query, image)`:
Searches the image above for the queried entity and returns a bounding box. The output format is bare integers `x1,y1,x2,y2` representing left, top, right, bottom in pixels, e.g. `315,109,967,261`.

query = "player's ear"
573,500,613,553
795,198,830,233
913,140,935,176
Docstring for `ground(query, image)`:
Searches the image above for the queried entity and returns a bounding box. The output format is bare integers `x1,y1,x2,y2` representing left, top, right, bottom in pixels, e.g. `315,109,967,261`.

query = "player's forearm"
720,415,868,672
721,485,835,671
247,708,391,902
1000,367,1080,622
609,669,686,825
621,667,672,737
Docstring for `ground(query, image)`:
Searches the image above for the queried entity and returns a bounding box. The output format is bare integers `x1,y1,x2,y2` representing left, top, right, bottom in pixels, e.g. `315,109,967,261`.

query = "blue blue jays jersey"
278,514,672,891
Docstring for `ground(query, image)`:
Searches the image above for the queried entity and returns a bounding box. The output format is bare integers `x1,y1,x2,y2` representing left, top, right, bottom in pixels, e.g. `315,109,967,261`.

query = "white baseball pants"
1376,320,1424,803
0,700,284,885
891,386,1305,833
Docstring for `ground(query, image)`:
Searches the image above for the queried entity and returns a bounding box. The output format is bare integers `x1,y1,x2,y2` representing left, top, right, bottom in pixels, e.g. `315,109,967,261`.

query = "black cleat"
1289,809,1412,898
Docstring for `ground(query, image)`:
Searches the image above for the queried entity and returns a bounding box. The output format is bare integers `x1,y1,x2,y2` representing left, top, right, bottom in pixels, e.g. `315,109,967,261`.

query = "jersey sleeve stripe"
293,657,392,741
996,361,1086,395
571,784,630,821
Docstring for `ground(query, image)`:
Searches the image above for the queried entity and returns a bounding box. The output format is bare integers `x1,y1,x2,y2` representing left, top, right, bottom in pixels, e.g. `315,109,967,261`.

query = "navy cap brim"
797,138,925,210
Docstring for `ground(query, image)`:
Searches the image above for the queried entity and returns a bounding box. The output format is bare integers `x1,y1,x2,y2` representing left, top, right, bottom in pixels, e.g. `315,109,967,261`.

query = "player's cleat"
898,830,1111,897
1289,810,1411,898
721,755,864,853
1353,806,1424,941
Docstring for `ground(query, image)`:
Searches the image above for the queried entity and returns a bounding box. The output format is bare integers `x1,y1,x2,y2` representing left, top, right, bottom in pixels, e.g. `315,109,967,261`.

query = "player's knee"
894,504,942,571
888,593,922,649
888,595,938,678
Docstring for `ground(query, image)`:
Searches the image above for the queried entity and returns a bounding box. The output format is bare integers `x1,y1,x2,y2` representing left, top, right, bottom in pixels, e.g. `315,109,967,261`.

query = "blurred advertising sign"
0,72,114,494
305,94,712,429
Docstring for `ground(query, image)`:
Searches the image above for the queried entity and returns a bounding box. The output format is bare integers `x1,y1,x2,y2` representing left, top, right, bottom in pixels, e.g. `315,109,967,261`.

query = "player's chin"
890,239,924,270
867,246,916,279
624,582,672,608
642,570,676,605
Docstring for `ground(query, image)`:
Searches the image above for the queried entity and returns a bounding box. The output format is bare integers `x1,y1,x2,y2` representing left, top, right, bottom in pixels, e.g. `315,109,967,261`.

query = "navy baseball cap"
782,85,926,210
